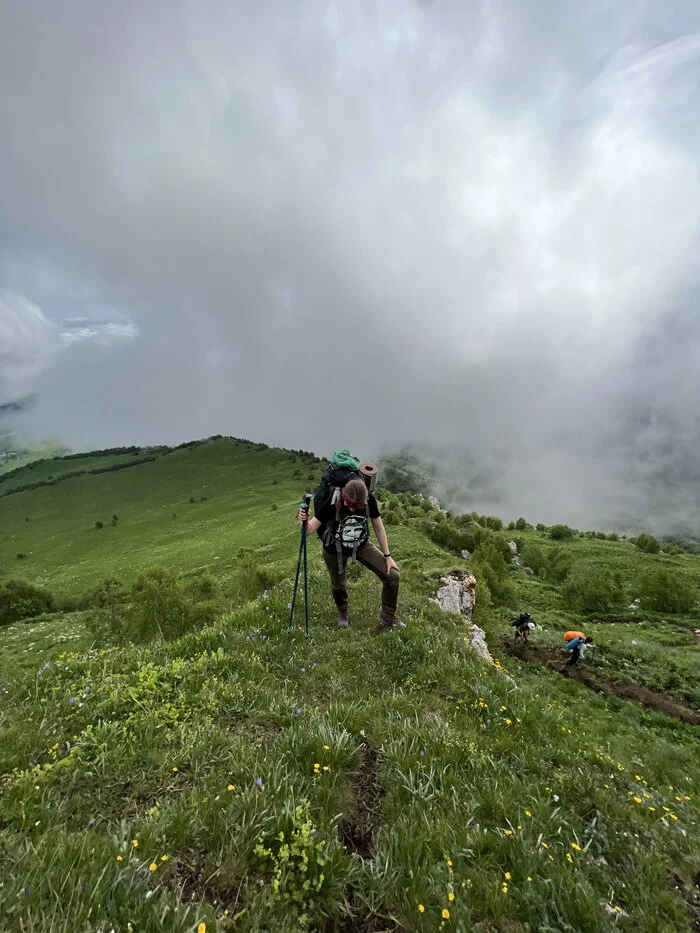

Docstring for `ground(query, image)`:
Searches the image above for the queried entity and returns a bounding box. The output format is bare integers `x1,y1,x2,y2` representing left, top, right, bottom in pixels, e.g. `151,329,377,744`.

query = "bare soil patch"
502,639,700,725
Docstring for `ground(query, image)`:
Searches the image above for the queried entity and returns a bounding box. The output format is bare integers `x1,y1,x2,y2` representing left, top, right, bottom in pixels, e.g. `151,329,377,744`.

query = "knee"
388,568,400,587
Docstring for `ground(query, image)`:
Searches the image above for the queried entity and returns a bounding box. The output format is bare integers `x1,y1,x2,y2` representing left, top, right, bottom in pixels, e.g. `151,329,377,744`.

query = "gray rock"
428,496,441,510
460,549,471,560
523,566,534,575
508,540,518,555
434,573,477,619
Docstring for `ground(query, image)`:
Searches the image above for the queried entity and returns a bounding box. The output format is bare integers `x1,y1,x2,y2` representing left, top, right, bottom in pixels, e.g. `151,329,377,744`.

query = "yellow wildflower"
662,806,671,812
198,924,207,933
132,840,139,848
504,829,514,836
566,853,573,863
501,883,508,894
447,859,453,866
504,872,511,880
149,863,157,872
527,876,533,882
227,784,235,791
525,810,532,817
442,908,450,919
670,814,678,821
417,904,425,913
571,843,581,851
633,796,642,804
322,765,329,771
160,855,169,862
541,842,549,849
648,807,656,812
116,855,123,861
448,892,455,901
172,767,178,773
323,745,330,750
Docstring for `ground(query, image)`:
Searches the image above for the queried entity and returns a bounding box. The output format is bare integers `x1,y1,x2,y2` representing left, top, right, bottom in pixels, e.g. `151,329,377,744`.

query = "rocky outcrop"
433,571,514,681
434,571,477,619
508,540,520,566
433,572,491,662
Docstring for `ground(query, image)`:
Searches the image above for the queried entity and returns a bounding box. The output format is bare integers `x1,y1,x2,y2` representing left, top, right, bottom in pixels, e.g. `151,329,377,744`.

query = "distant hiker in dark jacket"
297,478,403,630
511,612,534,642
564,634,593,667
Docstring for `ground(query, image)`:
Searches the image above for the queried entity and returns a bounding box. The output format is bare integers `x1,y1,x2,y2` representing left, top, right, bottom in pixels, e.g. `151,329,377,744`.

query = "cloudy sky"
1,1,700,529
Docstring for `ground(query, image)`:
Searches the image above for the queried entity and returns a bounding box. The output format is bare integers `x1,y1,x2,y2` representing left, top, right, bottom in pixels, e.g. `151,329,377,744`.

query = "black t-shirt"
315,493,381,552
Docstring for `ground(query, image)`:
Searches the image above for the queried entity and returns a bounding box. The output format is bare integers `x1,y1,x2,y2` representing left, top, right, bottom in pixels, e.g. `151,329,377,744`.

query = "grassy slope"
506,530,700,709
0,442,698,933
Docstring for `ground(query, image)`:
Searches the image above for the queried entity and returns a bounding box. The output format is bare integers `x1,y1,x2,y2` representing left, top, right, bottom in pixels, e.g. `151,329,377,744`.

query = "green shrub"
536,523,546,532
520,542,547,575
514,517,528,531
607,532,618,541
232,548,278,601
0,579,55,625
94,520,103,529
562,564,623,613
549,524,574,540
635,568,697,614
546,547,575,582
633,533,660,554
473,539,517,607
86,577,128,642
125,566,193,641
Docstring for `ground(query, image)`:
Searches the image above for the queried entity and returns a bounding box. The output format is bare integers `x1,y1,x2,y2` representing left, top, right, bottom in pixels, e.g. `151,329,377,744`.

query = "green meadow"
0,438,698,932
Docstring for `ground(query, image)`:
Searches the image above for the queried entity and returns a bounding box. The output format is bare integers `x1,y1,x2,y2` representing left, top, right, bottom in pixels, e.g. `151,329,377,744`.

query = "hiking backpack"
314,463,371,571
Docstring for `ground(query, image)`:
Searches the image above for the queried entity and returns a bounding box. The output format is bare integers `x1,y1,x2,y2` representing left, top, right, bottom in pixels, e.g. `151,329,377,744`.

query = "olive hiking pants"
322,541,400,617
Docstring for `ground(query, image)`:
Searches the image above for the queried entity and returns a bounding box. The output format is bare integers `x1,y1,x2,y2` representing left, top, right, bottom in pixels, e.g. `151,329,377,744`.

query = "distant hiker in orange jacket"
564,632,593,667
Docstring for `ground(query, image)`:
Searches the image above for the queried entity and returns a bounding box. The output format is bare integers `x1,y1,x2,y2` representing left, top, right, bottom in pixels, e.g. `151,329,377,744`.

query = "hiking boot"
337,609,349,629
379,611,406,630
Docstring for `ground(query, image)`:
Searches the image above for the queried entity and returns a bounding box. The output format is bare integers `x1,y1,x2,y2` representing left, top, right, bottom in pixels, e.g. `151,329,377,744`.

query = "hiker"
296,453,403,630
564,632,593,667
511,612,535,641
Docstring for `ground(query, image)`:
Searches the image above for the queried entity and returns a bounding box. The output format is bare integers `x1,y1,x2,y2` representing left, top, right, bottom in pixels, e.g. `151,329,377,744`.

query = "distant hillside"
0,434,699,932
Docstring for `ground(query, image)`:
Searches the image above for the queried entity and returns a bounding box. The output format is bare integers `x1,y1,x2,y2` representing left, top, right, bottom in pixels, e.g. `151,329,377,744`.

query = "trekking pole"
288,494,312,635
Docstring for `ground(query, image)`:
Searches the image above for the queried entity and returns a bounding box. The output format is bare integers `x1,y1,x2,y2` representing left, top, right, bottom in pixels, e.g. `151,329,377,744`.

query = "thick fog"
2,1,700,530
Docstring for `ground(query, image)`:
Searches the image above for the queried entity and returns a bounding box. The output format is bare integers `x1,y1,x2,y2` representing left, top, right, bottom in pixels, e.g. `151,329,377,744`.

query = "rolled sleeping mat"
360,462,378,492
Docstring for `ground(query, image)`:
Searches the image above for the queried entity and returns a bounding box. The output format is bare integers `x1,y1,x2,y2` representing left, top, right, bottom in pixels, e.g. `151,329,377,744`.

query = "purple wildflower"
255,777,263,787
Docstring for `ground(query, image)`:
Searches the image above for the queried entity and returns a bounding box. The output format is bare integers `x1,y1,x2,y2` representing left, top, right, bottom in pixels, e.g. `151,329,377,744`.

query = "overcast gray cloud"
1,0,700,530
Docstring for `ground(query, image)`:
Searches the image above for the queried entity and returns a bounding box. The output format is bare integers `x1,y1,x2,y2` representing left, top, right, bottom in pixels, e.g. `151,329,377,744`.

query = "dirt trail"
502,639,700,726
340,741,385,859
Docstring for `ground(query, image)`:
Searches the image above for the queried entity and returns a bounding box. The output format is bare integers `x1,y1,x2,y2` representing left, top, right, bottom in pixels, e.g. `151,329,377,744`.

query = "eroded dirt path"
501,639,700,726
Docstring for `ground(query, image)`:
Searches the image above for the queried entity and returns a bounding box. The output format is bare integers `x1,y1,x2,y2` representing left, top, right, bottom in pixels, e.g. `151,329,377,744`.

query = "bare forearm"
373,518,390,554
305,516,321,535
